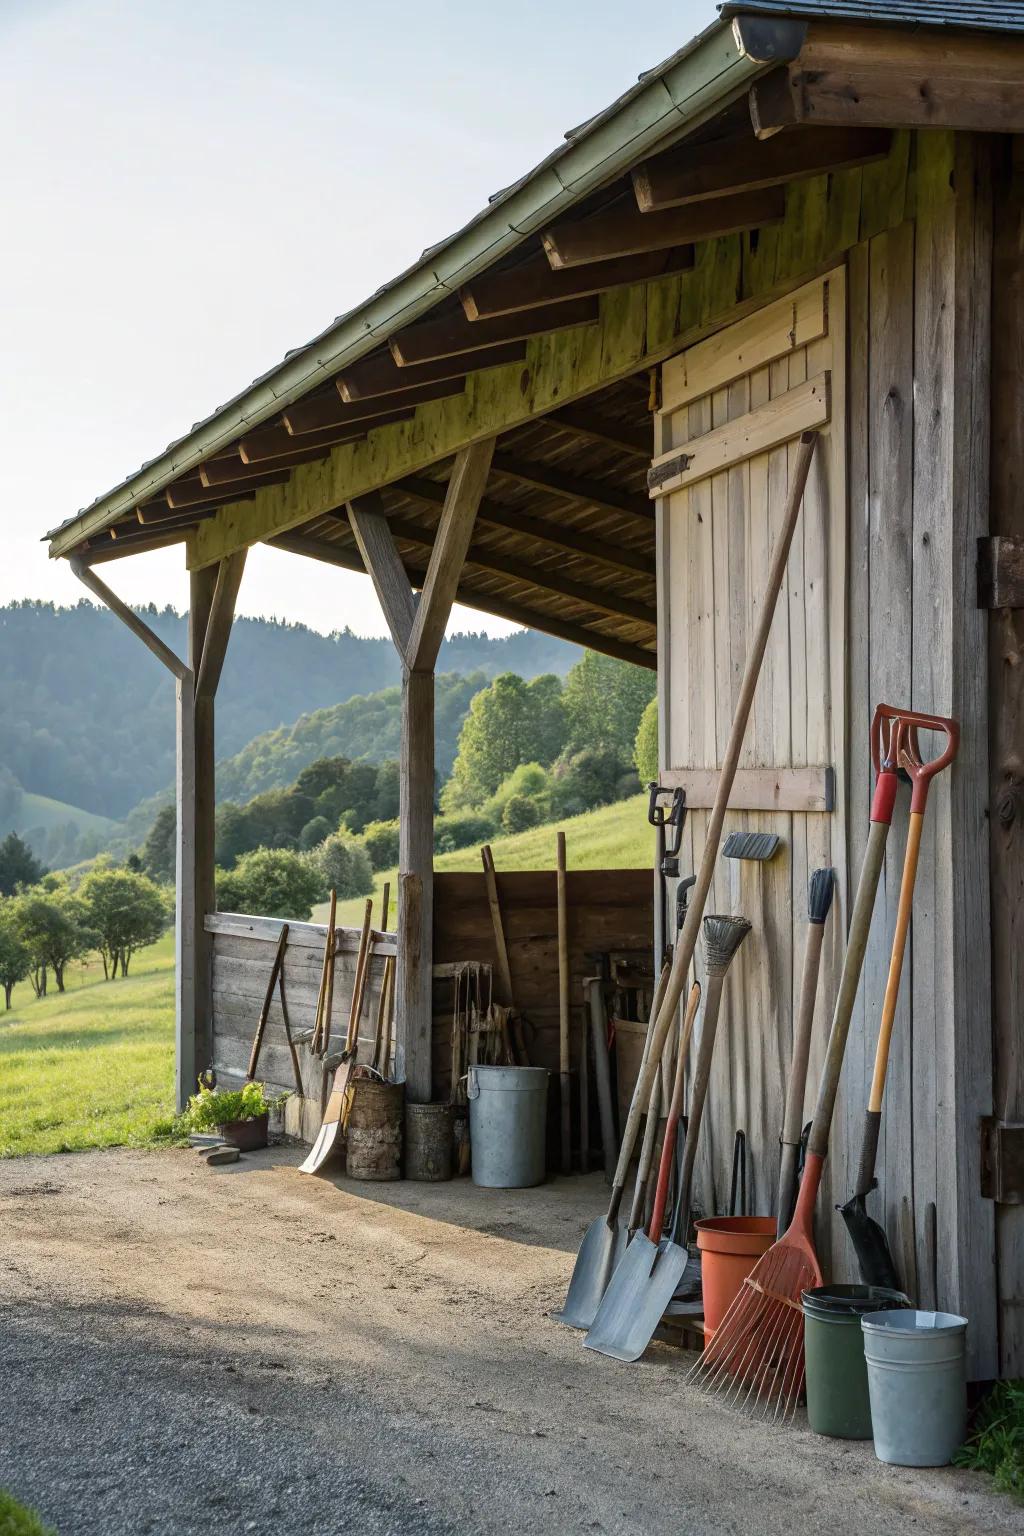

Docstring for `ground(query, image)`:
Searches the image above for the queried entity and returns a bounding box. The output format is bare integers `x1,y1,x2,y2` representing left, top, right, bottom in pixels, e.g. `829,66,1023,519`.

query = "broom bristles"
688,1236,820,1418
702,914,752,973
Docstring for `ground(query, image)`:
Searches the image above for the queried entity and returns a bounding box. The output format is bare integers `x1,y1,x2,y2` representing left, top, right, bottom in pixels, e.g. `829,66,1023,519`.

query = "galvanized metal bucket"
861,1309,968,1466
467,1066,549,1188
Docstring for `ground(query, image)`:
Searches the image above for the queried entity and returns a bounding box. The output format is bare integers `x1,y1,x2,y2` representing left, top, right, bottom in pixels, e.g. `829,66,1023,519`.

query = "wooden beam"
378,512,655,624
459,247,693,321
337,341,526,402
167,471,288,509
200,446,329,485
69,558,189,680
195,551,247,701
633,126,891,210
659,766,833,813
542,187,785,268
396,475,655,575
390,296,598,368
406,440,495,671
749,27,1024,138
347,494,417,654
490,452,652,522
545,403,651,459
140,493,255,523
270,530,657,669
240,421,384,463
84,527,193,562
283,377,464,436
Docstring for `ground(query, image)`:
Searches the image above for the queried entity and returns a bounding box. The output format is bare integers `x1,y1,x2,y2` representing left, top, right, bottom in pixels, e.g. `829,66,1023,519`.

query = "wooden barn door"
654,272,847,1236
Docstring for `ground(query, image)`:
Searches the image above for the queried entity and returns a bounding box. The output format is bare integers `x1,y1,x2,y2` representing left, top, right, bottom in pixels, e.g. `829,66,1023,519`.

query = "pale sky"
0,0,714,637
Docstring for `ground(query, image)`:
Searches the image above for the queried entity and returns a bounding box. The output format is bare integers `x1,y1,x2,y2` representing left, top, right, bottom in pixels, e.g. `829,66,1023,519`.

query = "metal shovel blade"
298,1118,343,1175
838,1194,902,1290
662,1248,702,1315
583,1234,689,1362
553,1217,627,1329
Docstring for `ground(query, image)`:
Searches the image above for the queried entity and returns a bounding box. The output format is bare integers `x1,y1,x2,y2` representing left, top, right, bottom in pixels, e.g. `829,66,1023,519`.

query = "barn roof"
47,2,1024,668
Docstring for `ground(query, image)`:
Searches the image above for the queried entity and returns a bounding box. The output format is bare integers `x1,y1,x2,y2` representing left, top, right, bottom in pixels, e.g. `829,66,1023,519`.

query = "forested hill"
0,601,579,820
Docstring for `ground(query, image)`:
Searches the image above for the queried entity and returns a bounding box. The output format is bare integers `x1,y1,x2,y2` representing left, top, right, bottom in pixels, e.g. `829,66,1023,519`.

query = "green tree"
563,652,656,758
12,887,95,994
360,819,400,871
215,847,322,921
299,815,332,851
141,804,176,882
314,832,373,900
634,696,659,784
0,832,46,897
79,867,169,978
0,900,30,1008
444,674,531,809
524,674,567,764
502,795,541,835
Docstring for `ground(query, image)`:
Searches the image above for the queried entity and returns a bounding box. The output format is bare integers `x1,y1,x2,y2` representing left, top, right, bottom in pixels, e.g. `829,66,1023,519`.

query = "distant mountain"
0,601,579,821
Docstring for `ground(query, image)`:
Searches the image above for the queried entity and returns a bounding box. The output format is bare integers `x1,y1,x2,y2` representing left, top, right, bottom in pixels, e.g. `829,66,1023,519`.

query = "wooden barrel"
345,1080,403,1181
404,1103,454,1181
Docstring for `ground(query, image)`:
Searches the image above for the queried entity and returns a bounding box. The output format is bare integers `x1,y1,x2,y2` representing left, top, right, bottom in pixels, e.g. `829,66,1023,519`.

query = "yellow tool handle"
868,811,923,1113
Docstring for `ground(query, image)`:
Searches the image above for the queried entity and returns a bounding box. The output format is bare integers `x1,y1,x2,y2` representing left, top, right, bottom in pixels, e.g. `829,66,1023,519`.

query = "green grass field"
0,930,175,1158
324,792,652,928
17,790,118,840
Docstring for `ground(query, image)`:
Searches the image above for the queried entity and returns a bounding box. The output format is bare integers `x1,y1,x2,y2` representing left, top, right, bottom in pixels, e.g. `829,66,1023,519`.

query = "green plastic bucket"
802,1285,909,1439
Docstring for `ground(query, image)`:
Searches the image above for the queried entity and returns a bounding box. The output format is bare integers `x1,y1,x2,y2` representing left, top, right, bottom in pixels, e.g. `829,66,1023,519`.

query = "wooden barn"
48,2,1023,1381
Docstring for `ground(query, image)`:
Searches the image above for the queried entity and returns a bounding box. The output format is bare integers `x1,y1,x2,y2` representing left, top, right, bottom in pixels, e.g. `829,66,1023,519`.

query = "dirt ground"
0,1147,1014,1536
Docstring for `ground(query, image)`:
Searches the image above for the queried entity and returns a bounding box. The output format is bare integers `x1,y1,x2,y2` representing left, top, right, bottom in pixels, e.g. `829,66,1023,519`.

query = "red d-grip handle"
897,710,960,812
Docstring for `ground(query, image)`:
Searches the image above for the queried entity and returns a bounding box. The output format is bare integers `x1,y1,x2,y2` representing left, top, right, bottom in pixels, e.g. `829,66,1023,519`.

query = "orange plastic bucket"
695,1216,776,1336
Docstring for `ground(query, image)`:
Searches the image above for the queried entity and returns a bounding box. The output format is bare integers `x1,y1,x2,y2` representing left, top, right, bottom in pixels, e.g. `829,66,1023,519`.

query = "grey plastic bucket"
467,1066,549,1188
802,1285,909,1440
861,1309,968,1466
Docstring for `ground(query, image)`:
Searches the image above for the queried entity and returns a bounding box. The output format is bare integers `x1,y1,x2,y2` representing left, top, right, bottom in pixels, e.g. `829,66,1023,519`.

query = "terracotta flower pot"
217,1112,268,1152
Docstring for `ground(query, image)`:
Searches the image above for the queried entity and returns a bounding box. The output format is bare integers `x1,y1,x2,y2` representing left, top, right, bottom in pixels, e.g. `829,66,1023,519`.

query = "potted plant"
178,1079,280,1150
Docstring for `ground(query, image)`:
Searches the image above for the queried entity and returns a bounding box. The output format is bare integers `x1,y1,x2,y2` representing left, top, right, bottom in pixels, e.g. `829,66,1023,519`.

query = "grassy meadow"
0,930,175,1158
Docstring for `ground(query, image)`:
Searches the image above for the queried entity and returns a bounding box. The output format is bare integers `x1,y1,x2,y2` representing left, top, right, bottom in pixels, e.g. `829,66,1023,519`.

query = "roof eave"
49,14,797,560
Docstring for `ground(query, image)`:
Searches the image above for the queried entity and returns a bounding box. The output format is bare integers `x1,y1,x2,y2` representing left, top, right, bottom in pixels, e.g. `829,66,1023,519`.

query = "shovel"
840,707,959,1286
585,916,750,1362
553,958,673,1328
299,898,373,1175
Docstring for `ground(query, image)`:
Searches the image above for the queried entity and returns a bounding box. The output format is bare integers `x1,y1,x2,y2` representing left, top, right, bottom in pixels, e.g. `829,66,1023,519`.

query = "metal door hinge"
981,1118,1024,1203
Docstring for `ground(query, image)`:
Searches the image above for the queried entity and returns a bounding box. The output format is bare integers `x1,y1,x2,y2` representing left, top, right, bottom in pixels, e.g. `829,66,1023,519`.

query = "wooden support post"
347,439,495,1101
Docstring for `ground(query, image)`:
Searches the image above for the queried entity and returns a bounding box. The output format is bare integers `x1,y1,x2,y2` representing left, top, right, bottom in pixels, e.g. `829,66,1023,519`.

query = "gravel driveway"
0,1148,1013,1536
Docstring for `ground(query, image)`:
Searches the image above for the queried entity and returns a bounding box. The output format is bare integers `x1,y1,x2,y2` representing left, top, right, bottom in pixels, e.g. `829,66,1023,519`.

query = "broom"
689,710,903,1418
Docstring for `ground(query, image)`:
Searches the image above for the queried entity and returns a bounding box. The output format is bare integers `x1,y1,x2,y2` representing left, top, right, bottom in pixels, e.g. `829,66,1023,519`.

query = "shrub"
550,747,632,818
0,1490,56,1536
314,831,374,900
954,1380,1024,1503
502,794,541,835
634,696,659,785
216,847,323,920
298,815,332,851
433,811,496,855
484,762,552,824
360,819,400,871
177,1079,279,1135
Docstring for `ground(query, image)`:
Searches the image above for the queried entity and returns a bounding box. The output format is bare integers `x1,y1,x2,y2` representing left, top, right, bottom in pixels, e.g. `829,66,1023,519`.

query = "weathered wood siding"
657,132,998,1375
207,913,395,1110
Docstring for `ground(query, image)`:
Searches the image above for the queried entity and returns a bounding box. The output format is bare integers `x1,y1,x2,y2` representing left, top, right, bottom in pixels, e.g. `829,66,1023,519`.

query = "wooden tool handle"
557,831,571,1176
481,845,515,1004
807,817,890,1159
648,981,700,1239
627,1070,663,1233
673,970,727,1243
777,911,826,1235
247,923,288,1081
312,892,337,1055
610,431,818,1197
345,898,374,1056
868,811,923,1112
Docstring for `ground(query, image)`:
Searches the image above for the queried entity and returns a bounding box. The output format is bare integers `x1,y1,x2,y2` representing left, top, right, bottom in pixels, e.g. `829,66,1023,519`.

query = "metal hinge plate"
981,1118,1024,1204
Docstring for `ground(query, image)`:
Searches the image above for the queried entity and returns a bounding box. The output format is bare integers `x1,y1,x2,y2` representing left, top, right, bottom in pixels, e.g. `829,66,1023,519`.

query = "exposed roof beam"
166,470,289,510
542,186,785,268
84,527,193,563
544,403,650,459
632,125,891,210
283,377,464,436
390,295,598,367
396,475,654,576
337,341,526,403
270,531,656,670
239,421,383,464
347,494,417,655
200,445,329,486
406,440,496,672
459,246,693,321
137,498,251,527
490,452,651,522
749,28,1024,138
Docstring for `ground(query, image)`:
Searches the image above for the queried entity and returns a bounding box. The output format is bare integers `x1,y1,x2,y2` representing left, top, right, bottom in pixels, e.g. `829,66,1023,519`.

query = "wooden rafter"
389,295,598,368
84,527,193,563
542,186,785,268
200,445,329,486
749,25,1024,138
544,403,650,458
283,377,464,436
337,341,526,402
632,126,891,210
166,470,289,509
239,420,390,464
270,530,656,670
459,246,693,321
490,452,651,522
396,475,654,575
